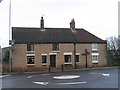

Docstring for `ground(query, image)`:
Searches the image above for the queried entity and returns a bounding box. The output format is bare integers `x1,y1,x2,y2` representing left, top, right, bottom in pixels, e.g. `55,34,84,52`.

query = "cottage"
11,17,107,72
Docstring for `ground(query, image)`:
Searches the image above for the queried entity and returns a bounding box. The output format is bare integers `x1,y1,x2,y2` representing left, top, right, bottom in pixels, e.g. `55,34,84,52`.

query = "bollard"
62,64,64,71
49,65,50,72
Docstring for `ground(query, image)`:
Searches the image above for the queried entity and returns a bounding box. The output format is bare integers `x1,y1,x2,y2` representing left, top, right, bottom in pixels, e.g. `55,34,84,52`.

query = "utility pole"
82,49,90,68
9,0,12,72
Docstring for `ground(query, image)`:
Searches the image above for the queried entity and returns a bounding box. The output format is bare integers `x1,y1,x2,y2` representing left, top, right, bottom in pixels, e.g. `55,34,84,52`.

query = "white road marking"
27,76,33,78
57,81,87,85
102,74,110,77
0,75,10,78
53,75,80,79
90,73,110,77
33,82,49,85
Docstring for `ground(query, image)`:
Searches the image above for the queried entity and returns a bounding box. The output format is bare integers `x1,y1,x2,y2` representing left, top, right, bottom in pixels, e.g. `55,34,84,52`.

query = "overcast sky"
0,0,119,48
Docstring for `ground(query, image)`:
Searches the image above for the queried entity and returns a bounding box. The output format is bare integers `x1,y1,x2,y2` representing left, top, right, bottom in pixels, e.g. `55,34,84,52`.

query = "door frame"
50,55,56,68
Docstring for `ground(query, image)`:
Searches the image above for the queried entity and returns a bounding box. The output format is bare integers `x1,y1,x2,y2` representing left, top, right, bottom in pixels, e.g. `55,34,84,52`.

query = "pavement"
2,66,119,75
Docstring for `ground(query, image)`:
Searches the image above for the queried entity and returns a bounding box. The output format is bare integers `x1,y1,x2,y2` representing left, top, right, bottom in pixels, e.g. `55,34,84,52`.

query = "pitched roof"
12,27,106,44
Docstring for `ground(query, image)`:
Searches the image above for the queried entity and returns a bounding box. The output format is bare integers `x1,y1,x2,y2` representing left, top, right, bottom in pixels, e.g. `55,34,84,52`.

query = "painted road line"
33,82,49,85
27,76,33,78
90,73,110,77
0,75,10,78
53,75,80,79
102,73,110,77
57,81,87,85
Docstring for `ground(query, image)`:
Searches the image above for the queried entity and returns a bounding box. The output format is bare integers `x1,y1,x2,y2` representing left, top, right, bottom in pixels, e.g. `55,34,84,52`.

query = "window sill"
52,50,60,53
27,64,35,67
42,63,47,66
64,62,72,64
26,51,35,53
92,49,98,51
92,61,98,64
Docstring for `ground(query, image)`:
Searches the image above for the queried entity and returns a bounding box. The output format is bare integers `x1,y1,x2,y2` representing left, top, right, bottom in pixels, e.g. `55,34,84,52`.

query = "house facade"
11,17,107,72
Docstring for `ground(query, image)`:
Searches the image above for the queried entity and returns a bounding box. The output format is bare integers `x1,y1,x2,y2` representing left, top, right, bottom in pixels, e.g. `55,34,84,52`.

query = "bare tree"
107,36,120,66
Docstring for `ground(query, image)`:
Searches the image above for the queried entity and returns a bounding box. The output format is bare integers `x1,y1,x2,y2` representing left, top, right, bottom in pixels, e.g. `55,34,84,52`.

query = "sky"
0,0,119,48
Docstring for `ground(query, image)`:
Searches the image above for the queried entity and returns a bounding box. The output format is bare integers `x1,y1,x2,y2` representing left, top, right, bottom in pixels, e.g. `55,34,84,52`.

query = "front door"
50,55,56,68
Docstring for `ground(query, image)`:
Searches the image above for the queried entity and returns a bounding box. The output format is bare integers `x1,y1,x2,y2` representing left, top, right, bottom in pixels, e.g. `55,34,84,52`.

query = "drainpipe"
74,43,76,69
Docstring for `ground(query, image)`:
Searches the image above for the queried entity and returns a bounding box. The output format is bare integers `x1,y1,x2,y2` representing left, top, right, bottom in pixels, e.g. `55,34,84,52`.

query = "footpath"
2,66,119,75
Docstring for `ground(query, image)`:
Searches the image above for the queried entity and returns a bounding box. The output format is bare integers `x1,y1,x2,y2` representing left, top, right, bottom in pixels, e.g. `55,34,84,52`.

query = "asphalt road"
1,67,118,88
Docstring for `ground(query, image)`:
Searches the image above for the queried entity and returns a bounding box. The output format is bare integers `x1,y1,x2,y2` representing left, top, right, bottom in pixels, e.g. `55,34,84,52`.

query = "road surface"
1,67,118,88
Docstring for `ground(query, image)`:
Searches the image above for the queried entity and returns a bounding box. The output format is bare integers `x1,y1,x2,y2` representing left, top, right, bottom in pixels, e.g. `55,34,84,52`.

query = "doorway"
50,55,56,68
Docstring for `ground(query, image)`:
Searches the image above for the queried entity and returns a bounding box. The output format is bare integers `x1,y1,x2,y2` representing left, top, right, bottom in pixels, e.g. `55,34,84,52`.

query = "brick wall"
12,43,107,72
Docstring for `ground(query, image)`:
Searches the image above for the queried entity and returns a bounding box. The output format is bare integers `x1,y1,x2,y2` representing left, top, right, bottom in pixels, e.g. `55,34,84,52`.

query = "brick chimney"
40,17,45,31
70,18,75,30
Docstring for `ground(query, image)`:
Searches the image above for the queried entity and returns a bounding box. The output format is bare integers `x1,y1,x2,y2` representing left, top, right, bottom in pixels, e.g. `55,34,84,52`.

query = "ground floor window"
27,56,34,64
64,55,71,63
75,55,79,62
92,55,98,63
42,55,47,64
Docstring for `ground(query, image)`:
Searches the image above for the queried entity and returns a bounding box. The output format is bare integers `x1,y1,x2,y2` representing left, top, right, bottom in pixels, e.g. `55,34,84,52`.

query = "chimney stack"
40,17,45,31
70,18,75,30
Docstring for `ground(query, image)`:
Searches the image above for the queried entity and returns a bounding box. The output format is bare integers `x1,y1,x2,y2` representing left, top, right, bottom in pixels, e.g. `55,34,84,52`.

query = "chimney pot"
70,18,75,30
40,16,45,31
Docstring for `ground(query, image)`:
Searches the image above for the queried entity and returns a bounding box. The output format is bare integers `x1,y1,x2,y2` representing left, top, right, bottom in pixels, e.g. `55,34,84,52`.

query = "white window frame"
92,43,98,51
64,54,72,64
27,55,35,65
92,54,99,63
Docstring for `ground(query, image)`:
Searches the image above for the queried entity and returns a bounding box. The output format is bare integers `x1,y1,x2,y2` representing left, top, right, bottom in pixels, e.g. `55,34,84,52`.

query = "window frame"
64,55,72,64
75,55,79,62
27,44,34,51
27,56,35,65
92,55,98,63
92,43,98,51
52,43,59,51
42,55,47,64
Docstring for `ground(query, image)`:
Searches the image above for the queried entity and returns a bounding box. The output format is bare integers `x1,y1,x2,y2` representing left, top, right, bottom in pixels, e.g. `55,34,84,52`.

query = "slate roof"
12,27,106,44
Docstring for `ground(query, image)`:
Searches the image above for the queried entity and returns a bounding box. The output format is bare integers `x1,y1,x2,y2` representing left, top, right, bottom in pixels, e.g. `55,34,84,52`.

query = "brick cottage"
11,17,107,72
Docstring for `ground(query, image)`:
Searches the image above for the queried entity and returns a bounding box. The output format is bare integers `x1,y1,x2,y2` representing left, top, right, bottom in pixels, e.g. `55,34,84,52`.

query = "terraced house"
11,17,107,72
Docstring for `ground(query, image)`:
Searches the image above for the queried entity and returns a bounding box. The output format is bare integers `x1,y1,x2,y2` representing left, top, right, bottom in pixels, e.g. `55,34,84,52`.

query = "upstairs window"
92,43,98,51
27,44,34,51
52,43,59,51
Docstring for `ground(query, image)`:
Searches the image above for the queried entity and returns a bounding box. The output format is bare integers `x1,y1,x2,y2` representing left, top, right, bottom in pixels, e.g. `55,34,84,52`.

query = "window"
64,55,71,63
75,55,79,62
42,55,47,64
92,43,98,50
92,55,98,63
52,43,59,51
27,44,34,51
27,56,34,64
